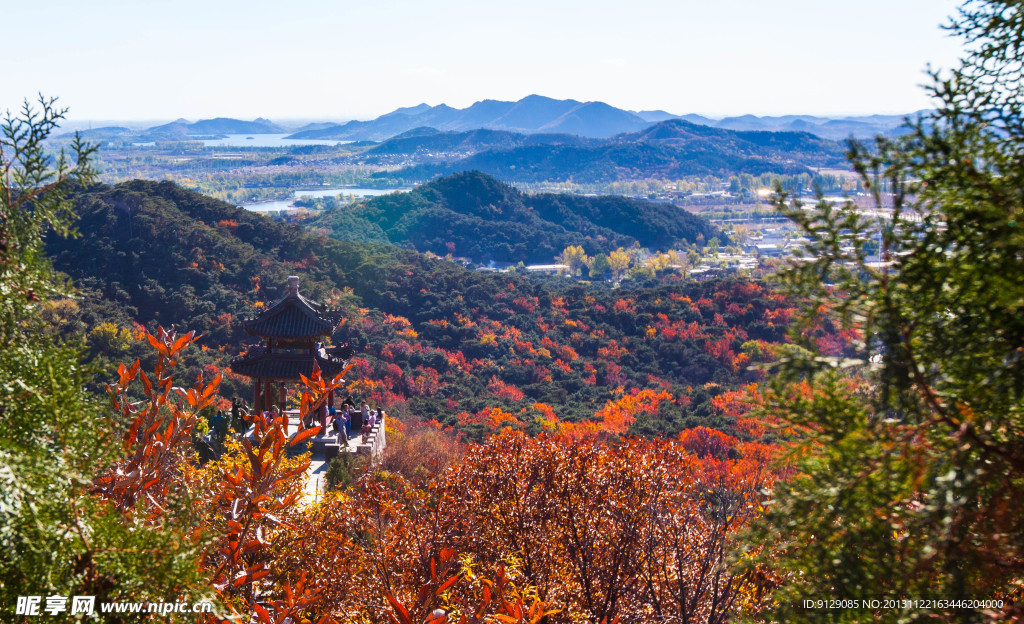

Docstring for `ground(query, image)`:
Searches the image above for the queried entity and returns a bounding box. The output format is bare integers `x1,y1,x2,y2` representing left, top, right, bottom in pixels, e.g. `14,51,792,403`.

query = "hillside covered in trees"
363,126,596,156
47,179,808,439
15,113,787,622
306,170,720,263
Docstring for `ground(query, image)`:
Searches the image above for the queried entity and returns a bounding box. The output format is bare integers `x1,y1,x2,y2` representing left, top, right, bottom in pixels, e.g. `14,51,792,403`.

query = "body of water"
242,187,410,212
202,134,346,147
132,134,348,148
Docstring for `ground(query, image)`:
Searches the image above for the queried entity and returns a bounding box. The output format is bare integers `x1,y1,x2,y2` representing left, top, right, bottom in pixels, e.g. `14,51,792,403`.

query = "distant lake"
242,187,410,212
201,134,346,147
132,134,348,148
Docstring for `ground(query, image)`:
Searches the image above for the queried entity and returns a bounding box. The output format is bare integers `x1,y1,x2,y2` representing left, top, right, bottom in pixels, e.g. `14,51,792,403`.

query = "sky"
3,0,965,124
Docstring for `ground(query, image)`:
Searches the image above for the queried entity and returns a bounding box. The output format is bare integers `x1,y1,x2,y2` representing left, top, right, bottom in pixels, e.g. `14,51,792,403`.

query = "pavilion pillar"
253,380,262,413
278,383,286,410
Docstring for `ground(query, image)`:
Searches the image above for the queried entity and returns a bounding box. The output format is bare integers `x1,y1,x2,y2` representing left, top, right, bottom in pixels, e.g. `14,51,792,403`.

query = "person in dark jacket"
349,403,362,433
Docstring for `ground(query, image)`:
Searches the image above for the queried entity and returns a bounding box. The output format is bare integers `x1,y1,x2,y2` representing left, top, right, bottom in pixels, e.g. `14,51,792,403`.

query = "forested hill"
47,180,805,438
376,120,846,184
308,171,720,263
364,127,596,156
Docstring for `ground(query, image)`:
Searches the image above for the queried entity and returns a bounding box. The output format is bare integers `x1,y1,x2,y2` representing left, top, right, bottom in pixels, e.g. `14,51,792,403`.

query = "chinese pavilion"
230,276,352,425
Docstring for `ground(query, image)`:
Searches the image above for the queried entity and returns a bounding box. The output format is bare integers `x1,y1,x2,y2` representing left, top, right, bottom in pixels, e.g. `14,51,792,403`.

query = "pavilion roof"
242,276,343,340
228,346,349,381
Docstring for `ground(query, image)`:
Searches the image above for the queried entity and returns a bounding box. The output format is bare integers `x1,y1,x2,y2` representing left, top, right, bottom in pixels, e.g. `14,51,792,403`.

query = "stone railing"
356,414,387,460
320,414,387,462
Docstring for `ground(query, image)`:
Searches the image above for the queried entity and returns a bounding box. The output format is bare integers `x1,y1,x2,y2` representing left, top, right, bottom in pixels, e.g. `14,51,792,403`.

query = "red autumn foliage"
488,375,526,402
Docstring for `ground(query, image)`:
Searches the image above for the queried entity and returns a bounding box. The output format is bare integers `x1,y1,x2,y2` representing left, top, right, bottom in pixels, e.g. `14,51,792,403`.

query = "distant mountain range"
288,95,651,141
59,117,289,141
704,112,926,141
144,117,285,138
56,97,923,145
288,95,923,142
369,119,848,184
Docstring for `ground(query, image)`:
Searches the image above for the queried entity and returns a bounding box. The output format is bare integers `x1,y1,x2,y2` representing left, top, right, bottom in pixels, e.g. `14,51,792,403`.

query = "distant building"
690,267,716,281
753,243,784,257
526,264,569,274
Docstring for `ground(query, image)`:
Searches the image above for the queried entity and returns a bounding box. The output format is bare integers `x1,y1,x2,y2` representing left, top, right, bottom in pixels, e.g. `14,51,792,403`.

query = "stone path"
301,428,363,504
279,414,386,505
232,412,386,506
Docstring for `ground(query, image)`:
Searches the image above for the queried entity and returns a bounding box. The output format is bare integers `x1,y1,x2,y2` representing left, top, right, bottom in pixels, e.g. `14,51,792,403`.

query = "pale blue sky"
3,0,964,122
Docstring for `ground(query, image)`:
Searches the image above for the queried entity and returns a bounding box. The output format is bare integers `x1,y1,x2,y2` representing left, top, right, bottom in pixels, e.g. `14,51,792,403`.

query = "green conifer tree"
0,98,205,620
742,2,1024,621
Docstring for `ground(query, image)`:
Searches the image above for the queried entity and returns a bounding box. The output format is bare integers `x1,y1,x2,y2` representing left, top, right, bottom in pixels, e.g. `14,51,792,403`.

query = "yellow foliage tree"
608,249,631,281
557,245,590,276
